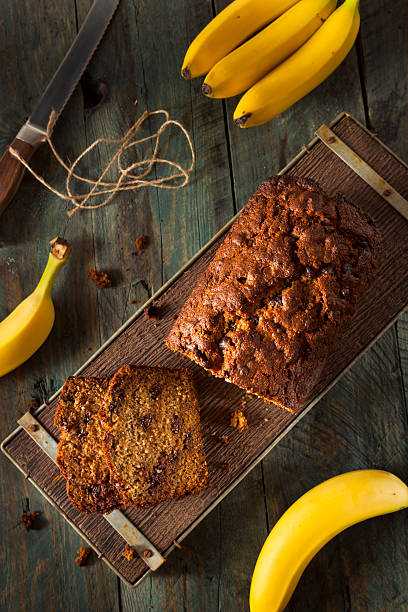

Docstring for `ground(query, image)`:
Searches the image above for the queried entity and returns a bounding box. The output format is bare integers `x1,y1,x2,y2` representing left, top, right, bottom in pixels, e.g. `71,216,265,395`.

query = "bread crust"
55,376,125,514
166,175,381,411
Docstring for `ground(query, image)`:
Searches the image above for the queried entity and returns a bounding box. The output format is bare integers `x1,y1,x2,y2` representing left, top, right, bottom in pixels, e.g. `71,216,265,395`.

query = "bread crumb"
88,269,112,288
144,303,161,320
27,398,40,410
143,549,153,558
122,545,136,560
22,510,40,531
230,408,248,432
135,235,148,252
75,547,92,566
218,462,231,471
173,540,182,550
129,299,137,304
219,435,229,444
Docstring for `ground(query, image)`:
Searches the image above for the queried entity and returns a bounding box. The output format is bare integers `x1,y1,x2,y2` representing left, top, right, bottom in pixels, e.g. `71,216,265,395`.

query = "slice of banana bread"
99,365,207,509
166,175,381,412
55,376,125,514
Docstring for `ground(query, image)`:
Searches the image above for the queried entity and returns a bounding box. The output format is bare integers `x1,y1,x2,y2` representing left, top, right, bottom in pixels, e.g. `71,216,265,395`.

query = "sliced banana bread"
55,376,125,514
99,365,207,509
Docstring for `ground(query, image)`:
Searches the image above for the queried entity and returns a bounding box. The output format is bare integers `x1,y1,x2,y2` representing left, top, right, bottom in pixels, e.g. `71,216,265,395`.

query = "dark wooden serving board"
2,113,408,587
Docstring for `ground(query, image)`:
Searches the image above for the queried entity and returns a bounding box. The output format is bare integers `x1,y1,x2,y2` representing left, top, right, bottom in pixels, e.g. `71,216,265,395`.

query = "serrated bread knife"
0,0,120,216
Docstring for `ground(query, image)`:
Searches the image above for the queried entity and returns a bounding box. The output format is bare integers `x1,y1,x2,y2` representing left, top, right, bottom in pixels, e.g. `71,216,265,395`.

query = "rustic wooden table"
0,1,407,610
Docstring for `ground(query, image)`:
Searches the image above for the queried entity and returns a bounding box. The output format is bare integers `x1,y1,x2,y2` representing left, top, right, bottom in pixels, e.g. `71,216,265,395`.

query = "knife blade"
0,0,120,216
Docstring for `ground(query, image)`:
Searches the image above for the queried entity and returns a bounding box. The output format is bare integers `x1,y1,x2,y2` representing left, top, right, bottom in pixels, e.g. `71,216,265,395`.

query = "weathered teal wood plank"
1,0,407,610
359,0,408,436
0,1,119,610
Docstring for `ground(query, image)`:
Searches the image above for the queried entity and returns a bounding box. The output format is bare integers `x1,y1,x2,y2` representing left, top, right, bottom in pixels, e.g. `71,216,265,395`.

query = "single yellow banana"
234,0,360,127
181,0,301,80
0,237,71,377
250,470,408,612
203,0,337,99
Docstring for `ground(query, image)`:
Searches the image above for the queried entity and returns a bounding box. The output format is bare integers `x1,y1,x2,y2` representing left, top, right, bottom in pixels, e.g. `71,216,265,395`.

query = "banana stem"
34,238,71,299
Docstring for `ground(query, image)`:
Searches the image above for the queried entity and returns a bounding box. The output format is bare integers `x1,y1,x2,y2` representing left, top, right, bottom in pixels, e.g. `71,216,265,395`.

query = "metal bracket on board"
315,125,408,221
17,411,165,571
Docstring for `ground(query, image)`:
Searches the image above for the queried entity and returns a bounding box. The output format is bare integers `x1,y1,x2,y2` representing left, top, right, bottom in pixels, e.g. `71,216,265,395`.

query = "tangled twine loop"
9,107,195,216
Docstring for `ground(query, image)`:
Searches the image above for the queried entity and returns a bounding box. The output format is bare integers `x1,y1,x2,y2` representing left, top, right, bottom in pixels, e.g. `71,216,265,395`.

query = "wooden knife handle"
0,137,36,216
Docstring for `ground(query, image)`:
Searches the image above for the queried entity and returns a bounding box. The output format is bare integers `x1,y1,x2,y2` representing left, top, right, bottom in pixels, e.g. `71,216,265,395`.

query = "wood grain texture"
4,115,408,591
0,0,119,610
1,0,407,610
359,0,408,480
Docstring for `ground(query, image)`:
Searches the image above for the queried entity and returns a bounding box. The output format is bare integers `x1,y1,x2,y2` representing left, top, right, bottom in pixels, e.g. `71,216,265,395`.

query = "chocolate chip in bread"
166,175,381,411
55,376,125,514
99,365,207,509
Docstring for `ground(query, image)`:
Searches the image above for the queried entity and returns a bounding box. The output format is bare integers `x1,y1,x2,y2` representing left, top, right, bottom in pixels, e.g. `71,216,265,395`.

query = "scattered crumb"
135,235,148,252
144,303,161,321
143,549,153,558
219,435,229,444
173,540,182,550
87,347,92,351
218,462,231,471
63,331,73,338
75,547,92,566
27,398,40,410
122,545,136,560
264,417,269,422
230,408,248,432
172,314,177,320
27,424,39,433
129,299,137,304
88,269,112,288
22,510,40,531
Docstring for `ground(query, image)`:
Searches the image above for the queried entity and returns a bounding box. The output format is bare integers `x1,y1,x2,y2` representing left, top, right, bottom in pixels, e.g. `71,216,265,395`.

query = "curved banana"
234,0,360,127
203,0,337,99
250,470,408,612
0,237,71,377
181,0,300,80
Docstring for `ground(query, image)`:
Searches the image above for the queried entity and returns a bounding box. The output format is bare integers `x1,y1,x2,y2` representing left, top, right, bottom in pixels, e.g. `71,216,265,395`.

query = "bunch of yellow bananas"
182,0,360,127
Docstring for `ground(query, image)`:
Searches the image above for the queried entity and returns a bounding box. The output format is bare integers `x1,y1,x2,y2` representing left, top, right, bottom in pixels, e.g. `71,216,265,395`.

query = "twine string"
9,108,195,216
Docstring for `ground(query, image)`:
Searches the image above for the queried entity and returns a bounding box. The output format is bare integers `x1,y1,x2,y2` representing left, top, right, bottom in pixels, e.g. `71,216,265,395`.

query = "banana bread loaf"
166,175,381,412
99,365,207,508
55,376,125,513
